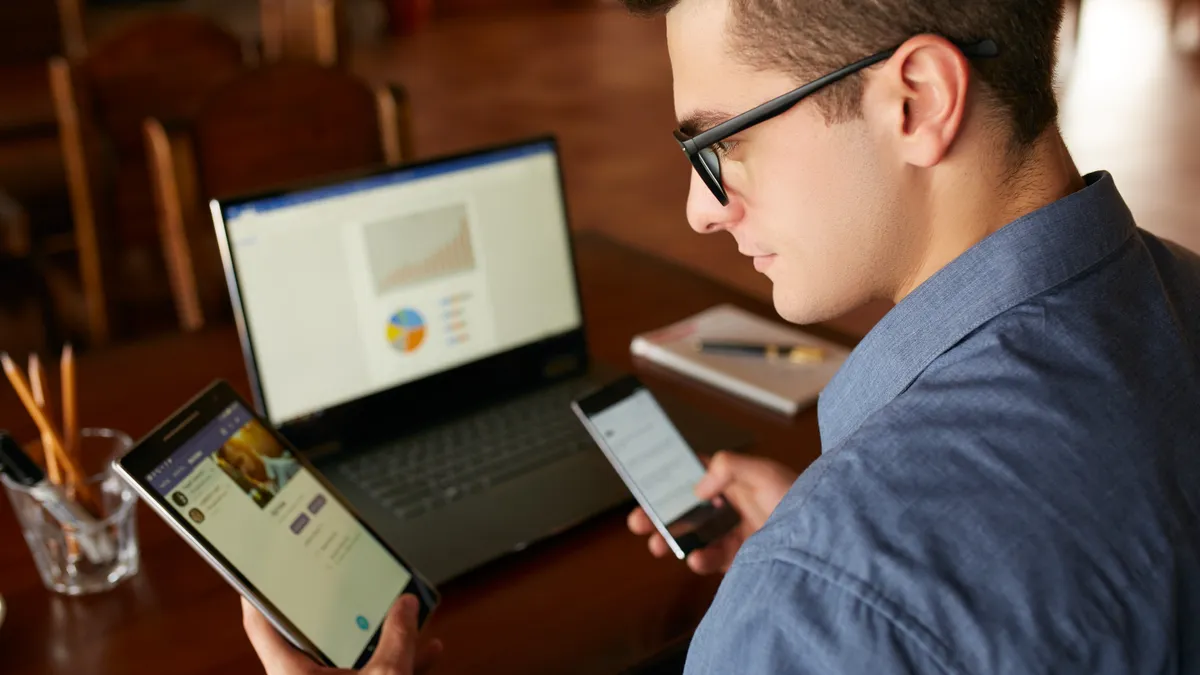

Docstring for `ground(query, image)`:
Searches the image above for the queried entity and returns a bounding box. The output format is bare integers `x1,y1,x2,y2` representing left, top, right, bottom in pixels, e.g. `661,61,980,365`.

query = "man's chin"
771,285,852,326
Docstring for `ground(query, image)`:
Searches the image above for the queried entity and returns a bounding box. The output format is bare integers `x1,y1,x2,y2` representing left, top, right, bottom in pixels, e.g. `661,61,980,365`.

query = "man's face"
666,0,913,323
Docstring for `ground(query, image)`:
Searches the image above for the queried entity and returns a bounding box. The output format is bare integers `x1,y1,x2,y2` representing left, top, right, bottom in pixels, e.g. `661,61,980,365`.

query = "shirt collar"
817,171,1137,450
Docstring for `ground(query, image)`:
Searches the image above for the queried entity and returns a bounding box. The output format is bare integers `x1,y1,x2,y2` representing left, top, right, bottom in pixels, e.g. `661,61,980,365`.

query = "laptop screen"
218,140,583,426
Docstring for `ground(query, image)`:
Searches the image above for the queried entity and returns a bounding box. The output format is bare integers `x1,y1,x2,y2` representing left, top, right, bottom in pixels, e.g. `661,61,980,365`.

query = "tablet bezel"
114,379,439,668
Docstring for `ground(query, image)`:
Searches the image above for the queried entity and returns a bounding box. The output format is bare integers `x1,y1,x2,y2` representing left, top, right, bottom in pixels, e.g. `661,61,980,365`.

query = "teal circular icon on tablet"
356,615,369,631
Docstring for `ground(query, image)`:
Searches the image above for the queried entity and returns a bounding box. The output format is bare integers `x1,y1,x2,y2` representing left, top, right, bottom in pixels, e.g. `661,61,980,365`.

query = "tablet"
113,380,438,668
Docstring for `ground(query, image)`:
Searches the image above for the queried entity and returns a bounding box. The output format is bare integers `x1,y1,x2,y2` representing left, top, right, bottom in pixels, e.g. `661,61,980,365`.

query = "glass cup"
1,428,140,595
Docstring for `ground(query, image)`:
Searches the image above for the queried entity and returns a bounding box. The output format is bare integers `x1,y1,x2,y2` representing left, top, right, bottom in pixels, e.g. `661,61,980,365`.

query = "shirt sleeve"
683,557,964,675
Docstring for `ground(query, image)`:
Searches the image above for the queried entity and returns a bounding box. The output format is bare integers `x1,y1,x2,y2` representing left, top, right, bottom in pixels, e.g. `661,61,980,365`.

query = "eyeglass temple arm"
688,38,999,151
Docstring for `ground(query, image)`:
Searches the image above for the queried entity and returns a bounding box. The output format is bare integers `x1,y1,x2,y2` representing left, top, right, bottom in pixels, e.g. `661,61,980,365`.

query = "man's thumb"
694,450,738,500
366,594,419,671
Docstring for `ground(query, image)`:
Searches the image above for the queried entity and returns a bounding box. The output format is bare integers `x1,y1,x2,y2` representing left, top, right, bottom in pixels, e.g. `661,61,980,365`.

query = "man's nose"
685,170,742,234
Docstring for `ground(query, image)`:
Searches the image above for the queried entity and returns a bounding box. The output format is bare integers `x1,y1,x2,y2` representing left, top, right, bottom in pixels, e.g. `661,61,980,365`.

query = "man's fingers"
627,508,655,535
366,595,420,672
243,594,437,674
241,597,315,675
413,638,444,674
647,533,671,558
630,508,672,558
685,547,729,575
694,450,738,500
686,534,744,575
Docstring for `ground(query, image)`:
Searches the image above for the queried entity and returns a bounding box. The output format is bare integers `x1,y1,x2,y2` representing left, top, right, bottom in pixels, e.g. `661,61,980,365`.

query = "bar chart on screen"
344,199,497,391
364,204,477,294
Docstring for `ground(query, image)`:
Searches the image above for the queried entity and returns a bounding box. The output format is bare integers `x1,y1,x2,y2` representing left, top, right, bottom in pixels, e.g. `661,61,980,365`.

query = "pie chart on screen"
386,308,426,353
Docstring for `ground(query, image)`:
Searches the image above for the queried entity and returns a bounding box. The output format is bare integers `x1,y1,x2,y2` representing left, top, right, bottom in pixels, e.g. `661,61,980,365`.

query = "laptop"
209,137,629,584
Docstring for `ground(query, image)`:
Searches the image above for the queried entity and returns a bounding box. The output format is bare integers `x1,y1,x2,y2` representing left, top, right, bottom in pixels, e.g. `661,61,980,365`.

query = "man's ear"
866,34,972,168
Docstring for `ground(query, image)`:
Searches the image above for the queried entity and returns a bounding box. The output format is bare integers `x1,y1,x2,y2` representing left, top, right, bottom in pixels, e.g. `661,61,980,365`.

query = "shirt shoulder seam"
733,552,972,675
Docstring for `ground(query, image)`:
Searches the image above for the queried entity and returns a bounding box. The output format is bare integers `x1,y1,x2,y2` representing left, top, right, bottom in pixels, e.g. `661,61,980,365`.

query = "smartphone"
113,380,439,669
571,374,740,559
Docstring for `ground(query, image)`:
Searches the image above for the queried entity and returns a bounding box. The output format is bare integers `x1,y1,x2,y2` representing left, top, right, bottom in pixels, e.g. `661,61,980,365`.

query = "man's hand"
627,450,798,574
242,594,443,675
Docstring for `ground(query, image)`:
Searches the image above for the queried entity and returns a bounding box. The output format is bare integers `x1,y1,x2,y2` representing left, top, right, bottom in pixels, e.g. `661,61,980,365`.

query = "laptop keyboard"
335,377,597,521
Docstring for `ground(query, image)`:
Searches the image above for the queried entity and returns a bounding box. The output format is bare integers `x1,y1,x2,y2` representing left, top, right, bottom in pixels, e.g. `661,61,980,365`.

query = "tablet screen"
145,402,412,667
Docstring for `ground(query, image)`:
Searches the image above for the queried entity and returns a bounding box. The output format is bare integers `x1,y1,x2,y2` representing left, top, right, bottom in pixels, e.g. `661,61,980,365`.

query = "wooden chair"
0,1,86,354
0,0,85,258
0,0,84,137
0,188,60,354
144,62,414,331
0,0,84,66
49,13,249,345
260,0,346,66
0,189,32,259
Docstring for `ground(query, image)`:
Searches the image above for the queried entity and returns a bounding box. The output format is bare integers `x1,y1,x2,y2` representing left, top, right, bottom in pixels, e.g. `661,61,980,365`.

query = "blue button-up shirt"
685,172,1200,674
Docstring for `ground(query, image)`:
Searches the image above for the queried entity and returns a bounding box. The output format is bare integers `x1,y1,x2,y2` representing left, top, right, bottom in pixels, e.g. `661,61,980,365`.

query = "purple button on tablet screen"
290,513,310,534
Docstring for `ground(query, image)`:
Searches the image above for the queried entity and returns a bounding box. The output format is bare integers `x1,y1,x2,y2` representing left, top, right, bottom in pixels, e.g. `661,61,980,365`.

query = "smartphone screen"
587,388,708,525
143,402,412,668
574,376,739,558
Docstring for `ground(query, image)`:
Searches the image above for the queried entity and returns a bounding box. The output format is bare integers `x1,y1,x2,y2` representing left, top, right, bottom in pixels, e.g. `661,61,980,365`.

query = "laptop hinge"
299,440,344,463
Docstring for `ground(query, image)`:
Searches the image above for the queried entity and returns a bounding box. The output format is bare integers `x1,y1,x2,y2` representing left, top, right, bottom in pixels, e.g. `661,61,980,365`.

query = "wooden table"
0,234,857,675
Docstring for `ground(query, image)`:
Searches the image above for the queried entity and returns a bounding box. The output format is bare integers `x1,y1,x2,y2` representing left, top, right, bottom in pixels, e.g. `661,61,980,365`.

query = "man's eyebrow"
677,110,732,138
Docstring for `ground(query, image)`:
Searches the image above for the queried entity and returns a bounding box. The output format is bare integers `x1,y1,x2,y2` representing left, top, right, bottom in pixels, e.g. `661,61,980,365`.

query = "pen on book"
698,340,825,364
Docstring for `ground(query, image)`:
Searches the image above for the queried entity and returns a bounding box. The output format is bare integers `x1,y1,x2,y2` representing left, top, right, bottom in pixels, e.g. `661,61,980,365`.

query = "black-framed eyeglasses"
673,38,1001,206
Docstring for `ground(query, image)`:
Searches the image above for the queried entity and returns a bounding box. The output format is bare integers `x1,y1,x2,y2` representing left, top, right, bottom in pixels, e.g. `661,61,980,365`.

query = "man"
244,0,1200,672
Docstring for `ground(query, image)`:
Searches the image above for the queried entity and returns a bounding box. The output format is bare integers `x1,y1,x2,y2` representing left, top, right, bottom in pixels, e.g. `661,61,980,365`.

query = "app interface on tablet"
147,403,412,667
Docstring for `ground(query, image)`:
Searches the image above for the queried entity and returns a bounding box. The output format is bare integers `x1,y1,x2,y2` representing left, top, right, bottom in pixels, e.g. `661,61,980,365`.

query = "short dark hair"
623,0,1065,148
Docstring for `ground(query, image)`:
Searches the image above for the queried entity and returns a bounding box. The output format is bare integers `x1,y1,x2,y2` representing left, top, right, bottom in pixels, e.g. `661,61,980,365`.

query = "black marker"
0,431,45,486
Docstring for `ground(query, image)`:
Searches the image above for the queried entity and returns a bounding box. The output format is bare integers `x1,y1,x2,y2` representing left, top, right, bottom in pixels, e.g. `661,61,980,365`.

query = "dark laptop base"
311,371,627,584
309,369,753,585
320,432,627,584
